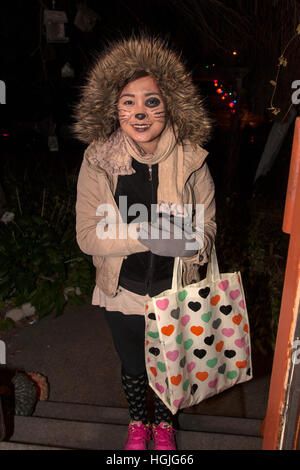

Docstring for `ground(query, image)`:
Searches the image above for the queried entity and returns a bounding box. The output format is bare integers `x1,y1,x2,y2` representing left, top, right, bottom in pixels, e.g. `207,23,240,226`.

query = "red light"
216,88,223,94
1,133,9,136
229,102,235,108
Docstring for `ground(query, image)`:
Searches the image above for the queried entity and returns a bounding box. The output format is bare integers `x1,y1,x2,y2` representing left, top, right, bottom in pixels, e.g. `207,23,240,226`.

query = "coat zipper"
146,164,155,295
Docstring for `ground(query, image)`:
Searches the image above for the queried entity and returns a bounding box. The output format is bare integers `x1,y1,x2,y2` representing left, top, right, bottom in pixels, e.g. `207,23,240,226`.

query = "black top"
114,157,174,296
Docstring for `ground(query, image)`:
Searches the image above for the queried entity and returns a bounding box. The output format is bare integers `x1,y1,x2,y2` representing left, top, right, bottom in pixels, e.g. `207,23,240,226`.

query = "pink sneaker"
124,421,151,450
152,422,176,450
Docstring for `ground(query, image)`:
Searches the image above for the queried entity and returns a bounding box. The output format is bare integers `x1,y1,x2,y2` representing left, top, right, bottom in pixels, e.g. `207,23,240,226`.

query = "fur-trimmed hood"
73,35,212,146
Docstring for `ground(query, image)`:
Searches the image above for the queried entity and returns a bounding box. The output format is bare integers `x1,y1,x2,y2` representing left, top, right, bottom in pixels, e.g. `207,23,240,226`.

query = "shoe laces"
152,422,175,443
128,421,151,441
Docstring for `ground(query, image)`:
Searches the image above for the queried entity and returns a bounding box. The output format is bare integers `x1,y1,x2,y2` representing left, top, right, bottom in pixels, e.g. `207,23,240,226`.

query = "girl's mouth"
131,124,151,132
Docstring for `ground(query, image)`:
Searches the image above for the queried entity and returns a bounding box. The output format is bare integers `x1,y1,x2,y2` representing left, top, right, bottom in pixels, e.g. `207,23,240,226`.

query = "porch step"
33,401,262,437
3,401,262,450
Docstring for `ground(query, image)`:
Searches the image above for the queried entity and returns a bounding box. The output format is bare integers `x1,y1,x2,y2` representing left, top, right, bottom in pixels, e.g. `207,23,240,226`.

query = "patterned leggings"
104,309,173,425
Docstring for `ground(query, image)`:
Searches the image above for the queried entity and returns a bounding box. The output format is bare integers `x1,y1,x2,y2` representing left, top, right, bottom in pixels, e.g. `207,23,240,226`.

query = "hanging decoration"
43,9,69,43
74,3,99,32
268,24,300,121
61,62,74,79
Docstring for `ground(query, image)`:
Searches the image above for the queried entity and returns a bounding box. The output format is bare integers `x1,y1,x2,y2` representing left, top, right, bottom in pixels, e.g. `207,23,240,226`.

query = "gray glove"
138,214,199,257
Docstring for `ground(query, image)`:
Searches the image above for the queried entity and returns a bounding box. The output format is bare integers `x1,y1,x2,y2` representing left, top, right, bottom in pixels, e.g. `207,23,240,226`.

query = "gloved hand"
138,214,199,258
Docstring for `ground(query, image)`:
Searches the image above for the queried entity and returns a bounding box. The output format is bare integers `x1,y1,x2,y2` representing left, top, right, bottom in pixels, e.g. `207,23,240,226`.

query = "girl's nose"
135,113,146,120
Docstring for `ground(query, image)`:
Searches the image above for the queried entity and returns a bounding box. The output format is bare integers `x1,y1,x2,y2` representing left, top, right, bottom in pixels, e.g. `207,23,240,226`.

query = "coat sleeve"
75,158,149,257
182,161,217,266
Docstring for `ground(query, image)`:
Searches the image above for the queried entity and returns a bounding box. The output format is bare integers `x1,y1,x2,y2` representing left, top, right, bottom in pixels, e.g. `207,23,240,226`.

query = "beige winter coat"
76,139,216,297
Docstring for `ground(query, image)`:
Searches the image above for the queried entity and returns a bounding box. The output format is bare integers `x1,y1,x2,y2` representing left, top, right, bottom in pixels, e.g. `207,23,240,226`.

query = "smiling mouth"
131,124,152,132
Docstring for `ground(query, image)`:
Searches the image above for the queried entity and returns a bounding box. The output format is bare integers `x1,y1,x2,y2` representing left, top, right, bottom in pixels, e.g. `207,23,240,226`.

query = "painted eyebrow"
119,92,162,99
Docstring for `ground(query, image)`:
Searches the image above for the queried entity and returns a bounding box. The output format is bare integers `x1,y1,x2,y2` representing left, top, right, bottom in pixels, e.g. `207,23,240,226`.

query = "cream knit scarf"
85,123,186,216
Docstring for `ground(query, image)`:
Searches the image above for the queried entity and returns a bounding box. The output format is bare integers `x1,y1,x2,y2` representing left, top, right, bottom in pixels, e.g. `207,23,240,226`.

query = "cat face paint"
117,75,167,153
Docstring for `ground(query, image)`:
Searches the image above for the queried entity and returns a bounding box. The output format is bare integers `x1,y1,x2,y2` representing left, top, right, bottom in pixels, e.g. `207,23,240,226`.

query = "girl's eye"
123,100,134,105
145,97,161,108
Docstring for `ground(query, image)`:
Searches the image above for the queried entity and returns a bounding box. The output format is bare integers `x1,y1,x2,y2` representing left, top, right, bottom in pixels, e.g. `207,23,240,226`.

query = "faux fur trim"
73,34,212,146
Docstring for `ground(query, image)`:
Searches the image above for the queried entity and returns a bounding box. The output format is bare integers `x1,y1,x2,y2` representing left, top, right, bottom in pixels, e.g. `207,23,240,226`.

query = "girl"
74,35,216,450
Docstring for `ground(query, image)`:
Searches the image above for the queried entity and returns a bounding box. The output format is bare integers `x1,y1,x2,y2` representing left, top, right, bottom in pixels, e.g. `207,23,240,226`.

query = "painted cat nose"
135,113,146,120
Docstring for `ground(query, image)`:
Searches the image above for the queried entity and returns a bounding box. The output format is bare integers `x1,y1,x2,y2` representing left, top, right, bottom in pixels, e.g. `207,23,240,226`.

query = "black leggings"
103,308,173,424
104,309,147,376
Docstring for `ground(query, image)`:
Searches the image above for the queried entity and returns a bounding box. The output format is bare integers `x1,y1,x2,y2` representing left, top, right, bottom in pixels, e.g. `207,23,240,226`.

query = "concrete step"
33,401,262,437
4,402,263,450
0,441,67,450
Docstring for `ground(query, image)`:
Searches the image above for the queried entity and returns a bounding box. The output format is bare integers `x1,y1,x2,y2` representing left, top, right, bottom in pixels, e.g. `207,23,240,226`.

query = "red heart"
210,295,220,306
161,325,175,336
196,372,209,382
232,314,242,325
190,326,204,336
150,367,157,377
243,324,249,333
236,361,247,369
216,340,224,352
171,374,182,386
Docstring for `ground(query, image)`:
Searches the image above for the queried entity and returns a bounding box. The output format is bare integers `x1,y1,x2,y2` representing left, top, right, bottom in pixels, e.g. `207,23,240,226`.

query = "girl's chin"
132,135,159,153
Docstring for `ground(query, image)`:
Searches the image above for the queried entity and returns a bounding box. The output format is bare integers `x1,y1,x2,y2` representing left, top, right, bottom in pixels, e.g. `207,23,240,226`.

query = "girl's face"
117,75,167,153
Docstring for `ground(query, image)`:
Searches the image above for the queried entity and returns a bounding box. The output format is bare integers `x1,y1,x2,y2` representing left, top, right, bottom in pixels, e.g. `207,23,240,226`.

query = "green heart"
176,333,183,344
184,339,194,350
157,362,166,372
201,311,212,323
167,397,171,405
206,358,218,368
183,379,190,391
226,370,238,379
178,290,188,301
147,331,159,339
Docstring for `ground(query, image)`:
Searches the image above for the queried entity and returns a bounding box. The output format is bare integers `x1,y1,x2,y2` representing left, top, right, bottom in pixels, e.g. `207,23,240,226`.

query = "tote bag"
145,245,252,414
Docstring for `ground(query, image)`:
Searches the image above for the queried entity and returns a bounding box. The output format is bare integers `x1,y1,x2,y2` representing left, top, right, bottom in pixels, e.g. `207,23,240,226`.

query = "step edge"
33,401,262,437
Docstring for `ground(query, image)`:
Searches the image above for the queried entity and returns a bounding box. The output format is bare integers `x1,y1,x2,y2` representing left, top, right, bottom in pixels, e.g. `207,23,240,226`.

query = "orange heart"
150,367,157,377
171,374,182,386
146,340,149,345
210,295,220,306
216,340,224,352
233,314,242,325
190,326,204,336
236,361,247,368
196,371,209,382
243,324,249,333
161,325,175,336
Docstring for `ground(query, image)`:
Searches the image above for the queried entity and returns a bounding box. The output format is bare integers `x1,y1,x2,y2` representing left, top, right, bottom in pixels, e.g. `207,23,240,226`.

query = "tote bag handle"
171,244,221,291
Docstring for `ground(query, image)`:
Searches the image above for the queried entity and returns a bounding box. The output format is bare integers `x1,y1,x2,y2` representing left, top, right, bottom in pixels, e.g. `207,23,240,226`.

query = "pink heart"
173,397,184,408
218,280,229,291
208,378,218,388
181,315,190,326
246,346,250,356
147,358,150,363
156,298,169,310
230,289,240,300
166,350,179,361
234,337,246,348
239,300,245,309
155,382,165,394
187,362,196,373
221,328,235,337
